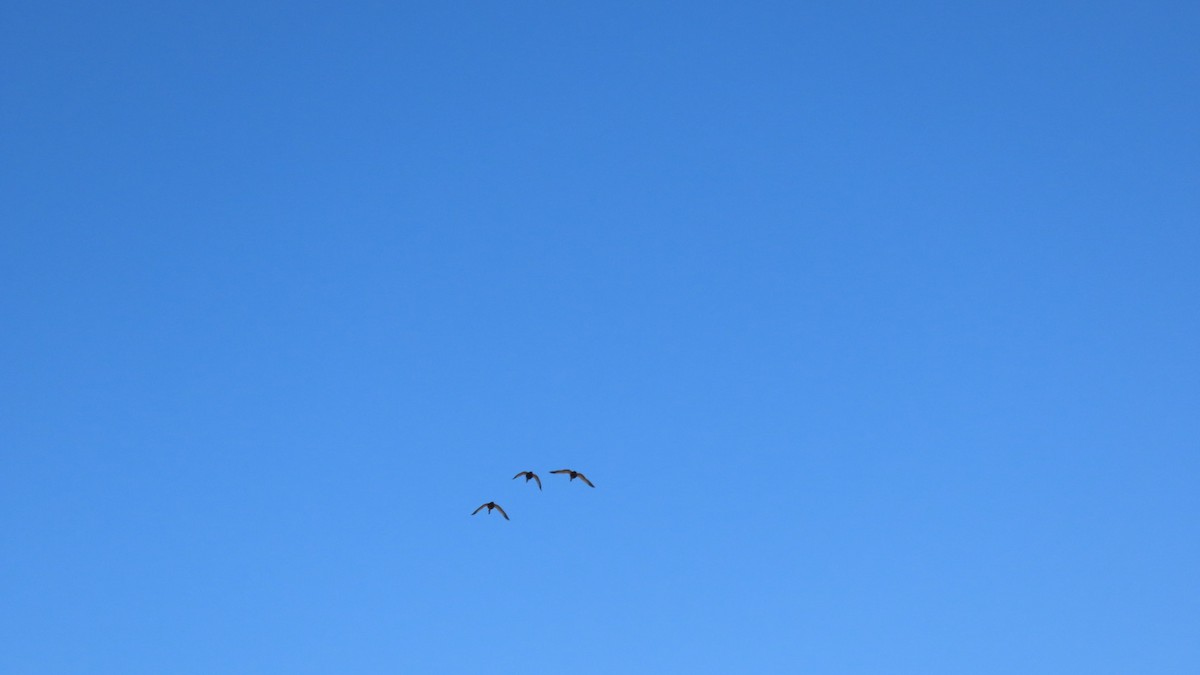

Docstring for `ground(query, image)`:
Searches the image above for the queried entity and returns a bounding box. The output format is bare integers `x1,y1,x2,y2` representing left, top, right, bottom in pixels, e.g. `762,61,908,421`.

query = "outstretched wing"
493,504,510,520
532,473,542,490
513,471,526,480
577,473,595,488
550,469,572,475
472,504,487,515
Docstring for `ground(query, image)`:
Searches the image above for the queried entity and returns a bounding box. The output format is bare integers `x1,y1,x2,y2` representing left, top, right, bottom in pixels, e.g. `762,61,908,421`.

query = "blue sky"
2,2,1197,672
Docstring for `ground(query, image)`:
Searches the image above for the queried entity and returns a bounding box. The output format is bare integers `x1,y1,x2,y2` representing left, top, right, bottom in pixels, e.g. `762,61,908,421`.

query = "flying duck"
549,469,594,487
471,502,509,520
513,471,542,490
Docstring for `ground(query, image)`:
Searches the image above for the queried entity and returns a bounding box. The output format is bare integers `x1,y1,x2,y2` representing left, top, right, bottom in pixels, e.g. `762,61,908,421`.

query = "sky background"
2,1,1198,673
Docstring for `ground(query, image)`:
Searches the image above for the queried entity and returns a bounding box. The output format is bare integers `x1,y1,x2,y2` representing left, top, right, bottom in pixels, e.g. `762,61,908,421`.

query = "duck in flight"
471,502,509,520
549,469,594,487
513,471,542,490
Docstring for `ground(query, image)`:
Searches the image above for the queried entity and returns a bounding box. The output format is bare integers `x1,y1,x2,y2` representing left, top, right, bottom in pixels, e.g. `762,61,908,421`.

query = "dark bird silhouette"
471,502,509,520
513,471,542,490
549,469,594,487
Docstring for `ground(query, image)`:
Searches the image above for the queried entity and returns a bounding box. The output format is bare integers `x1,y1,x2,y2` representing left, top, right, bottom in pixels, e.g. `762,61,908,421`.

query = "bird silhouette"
471,502,509,520
513,471,542,490
549,469,594,487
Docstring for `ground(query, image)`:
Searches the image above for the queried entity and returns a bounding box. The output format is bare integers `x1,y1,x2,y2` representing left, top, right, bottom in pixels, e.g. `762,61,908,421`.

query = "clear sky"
2,2,1197,673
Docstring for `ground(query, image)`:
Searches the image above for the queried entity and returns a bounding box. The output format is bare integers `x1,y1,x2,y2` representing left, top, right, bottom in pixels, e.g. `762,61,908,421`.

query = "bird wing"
512,471,526,480
472,504,486,515
532,473,542,490
493,504,510,520
550,469,572,475
577,473,595,488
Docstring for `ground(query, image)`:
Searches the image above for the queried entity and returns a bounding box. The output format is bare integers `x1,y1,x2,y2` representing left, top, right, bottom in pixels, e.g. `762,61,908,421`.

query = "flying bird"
471,502,509,520
513,471,542,490
549,469,594,487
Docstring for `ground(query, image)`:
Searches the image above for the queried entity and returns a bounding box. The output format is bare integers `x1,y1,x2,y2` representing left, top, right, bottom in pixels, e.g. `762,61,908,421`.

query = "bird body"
512,471,542,490
549,469,594,487
472,502,509,520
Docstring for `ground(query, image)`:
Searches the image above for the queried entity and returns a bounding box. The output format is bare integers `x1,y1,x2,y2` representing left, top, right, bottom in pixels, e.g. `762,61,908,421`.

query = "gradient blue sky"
2,2,1198,673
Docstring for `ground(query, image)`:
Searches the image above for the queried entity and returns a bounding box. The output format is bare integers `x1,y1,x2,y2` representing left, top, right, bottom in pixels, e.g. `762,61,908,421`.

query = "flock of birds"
472,468,595,521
